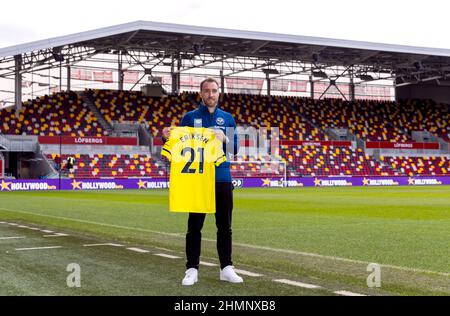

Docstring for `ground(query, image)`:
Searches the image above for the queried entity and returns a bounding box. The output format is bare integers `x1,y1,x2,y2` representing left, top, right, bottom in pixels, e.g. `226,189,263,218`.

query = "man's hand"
214,129,228,143
162,127,174,139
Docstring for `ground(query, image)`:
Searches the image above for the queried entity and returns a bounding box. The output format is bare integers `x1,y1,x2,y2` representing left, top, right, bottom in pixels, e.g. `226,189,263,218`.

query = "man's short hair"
200,77,220,91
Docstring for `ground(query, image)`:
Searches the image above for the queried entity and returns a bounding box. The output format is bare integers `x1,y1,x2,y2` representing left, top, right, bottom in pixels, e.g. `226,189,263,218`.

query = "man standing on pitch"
162,77,243,286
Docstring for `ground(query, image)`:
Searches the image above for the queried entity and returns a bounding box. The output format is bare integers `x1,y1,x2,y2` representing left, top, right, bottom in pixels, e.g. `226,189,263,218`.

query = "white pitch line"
154,246,178,252
17,225,30,229
83,243,124,247
16,246,62,251
28,227,40,231
7,223,18,226
234,269,264,277
200,261,218,267
0,221,6,224
154,253,181,259
0,236,26,240
334,290,367,297
43,233,69,238
127,247,150,253
1,207,448,277
273,279,322,289
41,230,54,233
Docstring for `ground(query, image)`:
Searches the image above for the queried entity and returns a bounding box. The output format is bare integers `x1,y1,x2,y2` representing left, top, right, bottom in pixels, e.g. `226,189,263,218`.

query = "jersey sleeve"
161,137,172,161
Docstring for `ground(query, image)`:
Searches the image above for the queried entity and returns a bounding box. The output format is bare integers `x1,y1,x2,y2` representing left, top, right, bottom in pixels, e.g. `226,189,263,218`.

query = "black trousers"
186,182,233,270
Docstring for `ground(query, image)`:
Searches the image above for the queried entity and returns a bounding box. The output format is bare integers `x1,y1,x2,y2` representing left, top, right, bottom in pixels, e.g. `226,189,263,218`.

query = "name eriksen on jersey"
179,133,210,143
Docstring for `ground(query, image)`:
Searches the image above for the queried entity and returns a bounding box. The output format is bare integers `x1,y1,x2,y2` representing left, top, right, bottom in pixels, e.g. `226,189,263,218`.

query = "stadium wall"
2,176,450,192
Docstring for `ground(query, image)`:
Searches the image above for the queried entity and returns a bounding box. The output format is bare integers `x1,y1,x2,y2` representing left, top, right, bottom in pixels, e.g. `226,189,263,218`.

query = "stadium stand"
0,92,106,136
281,145,400,177
387,99,450,142
2,89,449,178
88,89,151,124
292,98,413,142
381,155,450,176
87,89,196,138
197,92,328,141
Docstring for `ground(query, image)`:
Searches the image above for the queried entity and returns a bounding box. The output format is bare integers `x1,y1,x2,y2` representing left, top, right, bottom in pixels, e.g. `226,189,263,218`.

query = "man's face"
200,81,219,108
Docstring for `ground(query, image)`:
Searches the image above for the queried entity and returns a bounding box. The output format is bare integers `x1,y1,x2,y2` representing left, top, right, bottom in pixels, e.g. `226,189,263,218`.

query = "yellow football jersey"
161,127,227,213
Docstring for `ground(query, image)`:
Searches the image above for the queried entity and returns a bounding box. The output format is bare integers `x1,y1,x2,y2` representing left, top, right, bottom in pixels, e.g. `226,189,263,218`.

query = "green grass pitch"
0,186,449,295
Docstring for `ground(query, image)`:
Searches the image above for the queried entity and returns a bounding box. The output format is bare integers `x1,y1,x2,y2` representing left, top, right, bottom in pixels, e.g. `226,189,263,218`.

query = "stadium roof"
1,20,450,84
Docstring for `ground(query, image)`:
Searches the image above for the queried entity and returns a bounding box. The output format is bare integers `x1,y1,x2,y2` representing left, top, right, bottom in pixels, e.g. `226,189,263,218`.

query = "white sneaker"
220,265,244,283
181,268,198,286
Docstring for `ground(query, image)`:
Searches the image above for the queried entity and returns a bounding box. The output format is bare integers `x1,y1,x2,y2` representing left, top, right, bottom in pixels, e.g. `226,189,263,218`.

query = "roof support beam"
123,30,139,44
14,55,22,111
349,66,355,102
118,50,123,90
67,64,71,92
225,58,279,76
248,41,269,54
176,55,228,74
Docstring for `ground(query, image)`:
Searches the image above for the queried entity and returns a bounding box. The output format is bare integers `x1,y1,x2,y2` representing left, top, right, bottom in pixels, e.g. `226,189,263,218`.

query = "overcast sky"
1,0,449,50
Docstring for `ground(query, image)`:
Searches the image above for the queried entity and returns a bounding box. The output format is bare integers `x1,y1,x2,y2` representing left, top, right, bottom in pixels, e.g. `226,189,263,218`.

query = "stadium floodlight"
193,44,204,55
312,70,327,78
52,54,64,62
52,47,64,62
262,68,279,75
312,53,320,63
358,74,374,81
414,61,424,71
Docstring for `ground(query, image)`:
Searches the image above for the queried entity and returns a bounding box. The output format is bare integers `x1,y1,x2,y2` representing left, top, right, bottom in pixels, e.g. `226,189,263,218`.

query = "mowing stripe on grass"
273,279,321,289
334,290,367,296
1,207,448,277
0,236,26,240
234,269,264,277
0,210,183,237
127,247,150,253
154,253,181,259
232,242,450,277
15,246,62,251
200,261,218,267
83,243,124,247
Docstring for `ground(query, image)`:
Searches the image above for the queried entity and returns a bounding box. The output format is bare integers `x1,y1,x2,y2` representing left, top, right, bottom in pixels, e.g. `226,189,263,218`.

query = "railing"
0,135,11,150
2,135,39,152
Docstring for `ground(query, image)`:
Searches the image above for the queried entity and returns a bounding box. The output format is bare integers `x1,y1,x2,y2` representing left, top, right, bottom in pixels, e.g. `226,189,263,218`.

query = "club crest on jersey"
194,119,203,127
216,117,225,125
